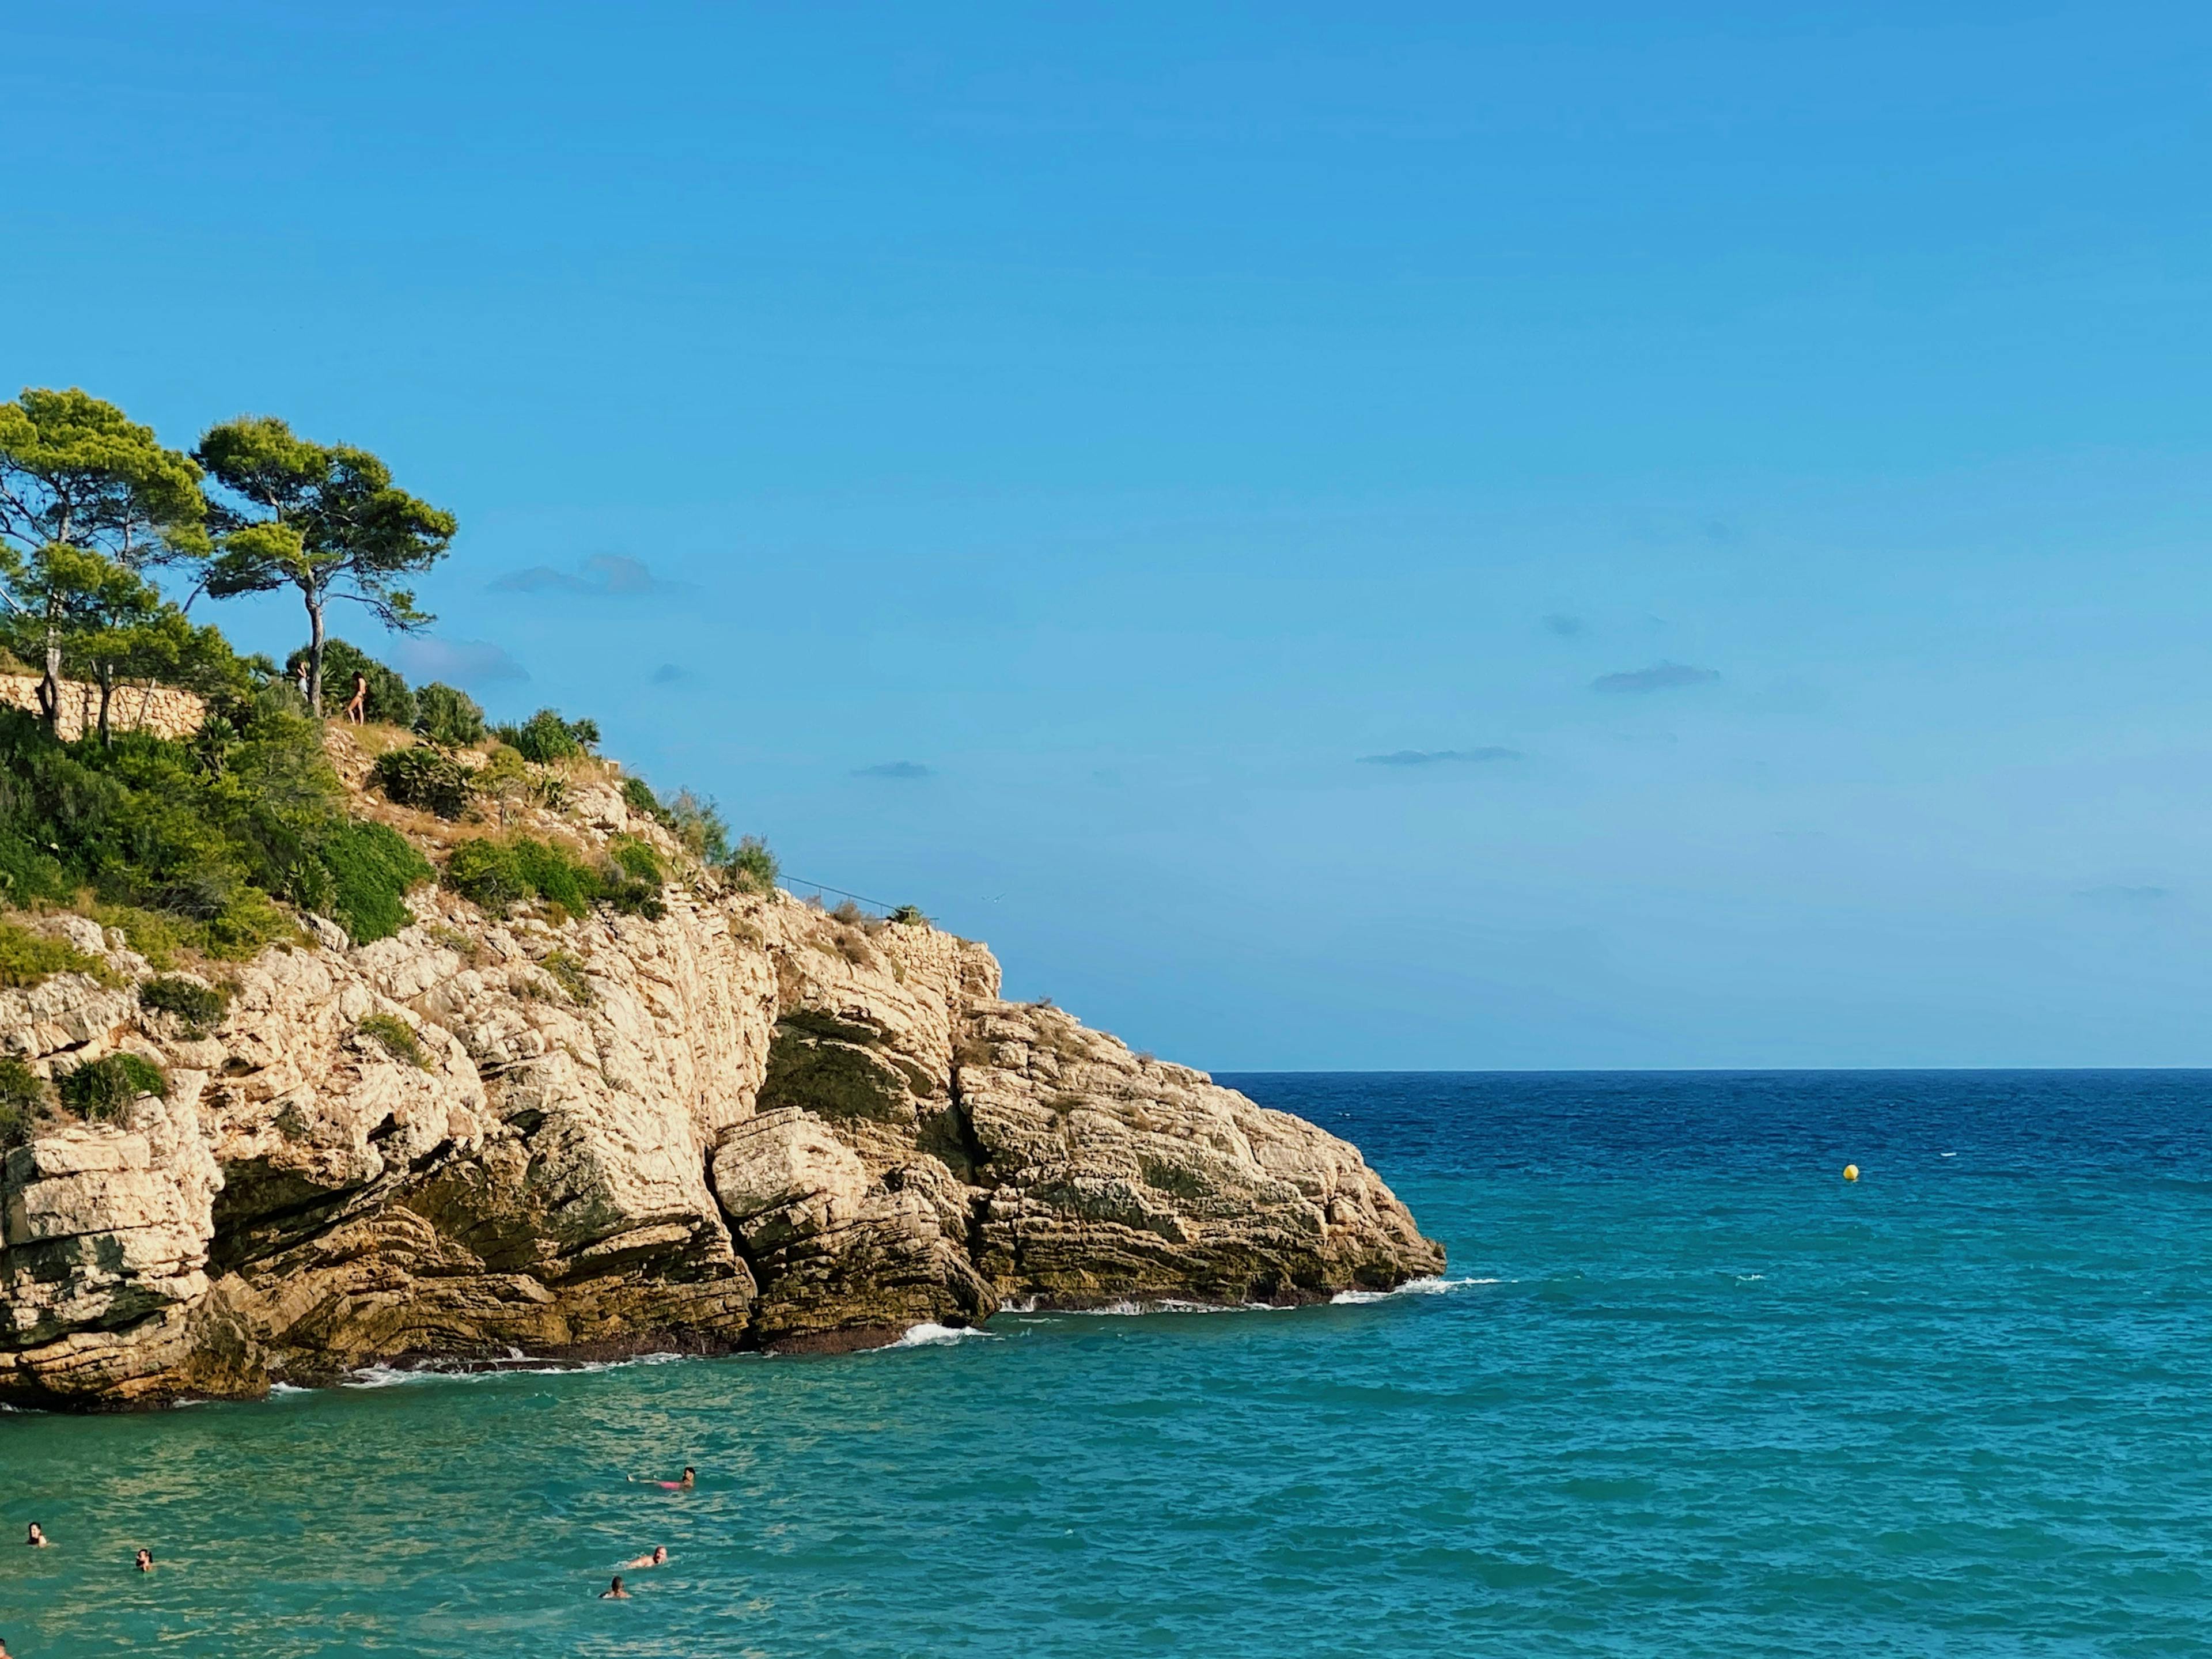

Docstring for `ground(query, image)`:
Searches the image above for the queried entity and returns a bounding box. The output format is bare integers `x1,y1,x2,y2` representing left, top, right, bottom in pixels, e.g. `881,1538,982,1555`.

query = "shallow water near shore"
2,1070,2209,1656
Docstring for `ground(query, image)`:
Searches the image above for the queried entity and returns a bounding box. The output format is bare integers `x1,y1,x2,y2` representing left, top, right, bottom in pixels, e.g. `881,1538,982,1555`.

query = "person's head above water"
25,1524,44,1546
681,1466,696,1483
653,1546,667,1563
601,1575,629,1599
135,1548,153,1571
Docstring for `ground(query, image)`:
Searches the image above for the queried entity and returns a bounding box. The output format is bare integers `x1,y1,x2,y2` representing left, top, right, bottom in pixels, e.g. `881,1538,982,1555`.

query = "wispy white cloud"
389,637,528,685
1593,662,1719,694
490,554,679,597
1358,747,1522,767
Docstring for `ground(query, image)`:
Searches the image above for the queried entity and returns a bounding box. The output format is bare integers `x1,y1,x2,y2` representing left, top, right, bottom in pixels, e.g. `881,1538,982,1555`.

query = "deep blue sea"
3,1071,2209,1657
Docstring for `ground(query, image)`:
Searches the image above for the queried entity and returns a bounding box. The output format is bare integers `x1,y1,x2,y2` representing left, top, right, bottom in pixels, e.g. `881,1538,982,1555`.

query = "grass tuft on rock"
540,949,592,1004
138,975,229,1030
0,1058,50,1147
0,919,111,988
372,745,475,820
56,1052,167,1120
357,1012,429,1070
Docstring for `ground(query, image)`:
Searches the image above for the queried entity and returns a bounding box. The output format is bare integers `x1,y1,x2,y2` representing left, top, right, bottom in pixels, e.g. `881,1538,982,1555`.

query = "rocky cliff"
0,753,1441,1409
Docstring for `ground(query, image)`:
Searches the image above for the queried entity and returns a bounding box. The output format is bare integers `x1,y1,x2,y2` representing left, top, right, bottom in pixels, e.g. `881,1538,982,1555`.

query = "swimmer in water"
600,1575,631,1600
620,1546,668,1570
135,1549,154,1572
24,1524,47,1548
631,1465,696,1490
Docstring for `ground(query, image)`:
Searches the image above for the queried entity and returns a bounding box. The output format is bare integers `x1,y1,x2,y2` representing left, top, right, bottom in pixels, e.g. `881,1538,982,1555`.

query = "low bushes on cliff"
494,708,599,764
727,834,778,894
412,682,486,748
0,698,431,955
357,1012,429,1069
316,822,435,944
138,974,229,1030
622,777,731,863
55,1052,166,1120
442,831,665,922
0,1057,51,1147
0,919,113,988
372,744,475,820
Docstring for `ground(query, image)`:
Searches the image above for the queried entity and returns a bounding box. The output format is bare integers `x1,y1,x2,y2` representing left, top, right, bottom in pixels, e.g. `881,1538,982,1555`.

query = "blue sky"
9,3,2212,1067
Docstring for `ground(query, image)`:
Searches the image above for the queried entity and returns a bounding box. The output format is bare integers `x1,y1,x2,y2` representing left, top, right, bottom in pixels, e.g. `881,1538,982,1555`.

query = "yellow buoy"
1842,1164,1859,1182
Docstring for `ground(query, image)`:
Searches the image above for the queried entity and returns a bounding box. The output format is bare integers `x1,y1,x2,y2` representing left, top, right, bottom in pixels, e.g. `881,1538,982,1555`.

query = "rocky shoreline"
0,771,1441,1409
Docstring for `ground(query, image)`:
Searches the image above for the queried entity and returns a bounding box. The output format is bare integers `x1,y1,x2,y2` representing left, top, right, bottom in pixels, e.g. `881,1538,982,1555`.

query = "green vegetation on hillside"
443,831,666,922
0,383,791,953
0,697,427,955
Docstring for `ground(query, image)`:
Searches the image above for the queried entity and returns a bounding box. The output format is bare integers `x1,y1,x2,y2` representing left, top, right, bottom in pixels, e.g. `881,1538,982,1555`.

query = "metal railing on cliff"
779,877,900,919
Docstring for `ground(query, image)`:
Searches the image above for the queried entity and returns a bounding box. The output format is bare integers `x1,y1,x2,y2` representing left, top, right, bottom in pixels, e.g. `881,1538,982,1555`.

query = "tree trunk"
306,594,327,717
96,663,113,748
38,625,60,736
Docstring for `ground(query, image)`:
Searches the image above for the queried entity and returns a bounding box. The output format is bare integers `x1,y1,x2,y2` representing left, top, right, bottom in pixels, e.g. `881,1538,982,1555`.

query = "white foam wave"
266,1381,312,1396
1330,1275,1497,1305
342,1351,694,1388
888,1323,997,1348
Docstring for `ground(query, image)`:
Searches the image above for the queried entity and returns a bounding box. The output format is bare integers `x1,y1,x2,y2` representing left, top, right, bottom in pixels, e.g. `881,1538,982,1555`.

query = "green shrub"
138,975,229,1029
887,904,927,926
608,835,665,887
0,919,109,988
357,1012,429,1069
317,821,433,945
287,639,415,726
443,838,529,912
662,790,728,862
442,833,663,923
0,1058,50,1147
372,745,475,820
506,835,598,916
412,683,487,748
56,1052,167,1120
90,903,188,969
619,779,730,863
0,699,386,961
540,949,592,1003
195,887,298,960
494,709,598,764
726,835,778,894
443,835,593,918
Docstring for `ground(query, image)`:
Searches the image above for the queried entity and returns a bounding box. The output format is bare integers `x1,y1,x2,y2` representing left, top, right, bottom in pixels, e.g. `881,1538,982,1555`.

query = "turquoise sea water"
2,1070,2210,1657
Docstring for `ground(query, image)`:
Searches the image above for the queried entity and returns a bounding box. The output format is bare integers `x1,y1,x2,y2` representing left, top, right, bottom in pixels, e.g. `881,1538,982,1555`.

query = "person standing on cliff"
344,671,369,724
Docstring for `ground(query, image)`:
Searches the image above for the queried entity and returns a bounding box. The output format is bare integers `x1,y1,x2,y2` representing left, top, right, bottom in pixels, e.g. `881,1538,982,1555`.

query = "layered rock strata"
0,818,1441,1408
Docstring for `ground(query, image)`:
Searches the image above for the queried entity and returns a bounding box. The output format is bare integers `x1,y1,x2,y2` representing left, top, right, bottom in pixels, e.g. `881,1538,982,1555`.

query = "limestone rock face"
0,865,1441,1407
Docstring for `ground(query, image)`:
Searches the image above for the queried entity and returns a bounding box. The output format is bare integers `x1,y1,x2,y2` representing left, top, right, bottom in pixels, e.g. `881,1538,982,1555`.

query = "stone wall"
0,675,207,741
